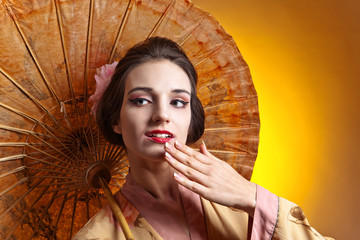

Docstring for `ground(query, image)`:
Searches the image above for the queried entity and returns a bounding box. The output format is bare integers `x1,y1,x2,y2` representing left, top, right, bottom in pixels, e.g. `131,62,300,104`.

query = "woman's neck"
129,158,179,201
127,156,190,236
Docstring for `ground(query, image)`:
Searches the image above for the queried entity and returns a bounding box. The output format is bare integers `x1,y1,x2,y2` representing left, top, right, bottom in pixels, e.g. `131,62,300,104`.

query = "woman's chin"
126,142,169,163
150,148,167,159
140,145,167,161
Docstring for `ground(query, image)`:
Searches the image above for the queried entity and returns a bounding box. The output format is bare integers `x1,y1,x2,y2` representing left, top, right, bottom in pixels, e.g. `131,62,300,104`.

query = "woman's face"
113,60,192,163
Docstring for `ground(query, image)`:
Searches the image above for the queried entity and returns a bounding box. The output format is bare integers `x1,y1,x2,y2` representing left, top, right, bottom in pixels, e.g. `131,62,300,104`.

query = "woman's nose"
151,103,170,123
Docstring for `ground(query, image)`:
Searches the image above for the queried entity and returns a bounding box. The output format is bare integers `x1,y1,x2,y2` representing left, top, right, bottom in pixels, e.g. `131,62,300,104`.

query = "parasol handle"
98,176,135,240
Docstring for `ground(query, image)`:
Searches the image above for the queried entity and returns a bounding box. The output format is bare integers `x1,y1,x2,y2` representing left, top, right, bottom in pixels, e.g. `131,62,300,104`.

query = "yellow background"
193,0,360,239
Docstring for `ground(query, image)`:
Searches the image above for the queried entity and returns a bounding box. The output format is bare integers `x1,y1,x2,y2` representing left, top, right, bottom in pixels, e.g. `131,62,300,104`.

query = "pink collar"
120,173,208,240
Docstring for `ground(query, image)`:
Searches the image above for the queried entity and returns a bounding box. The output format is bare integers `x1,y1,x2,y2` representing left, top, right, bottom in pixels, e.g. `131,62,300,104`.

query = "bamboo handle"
98,177,135,240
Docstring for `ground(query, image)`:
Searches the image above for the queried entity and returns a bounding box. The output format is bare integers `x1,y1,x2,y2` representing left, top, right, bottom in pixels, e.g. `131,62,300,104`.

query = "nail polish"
165,142,172,150
175,140,182,148
174,172,181,180
165,152,172,160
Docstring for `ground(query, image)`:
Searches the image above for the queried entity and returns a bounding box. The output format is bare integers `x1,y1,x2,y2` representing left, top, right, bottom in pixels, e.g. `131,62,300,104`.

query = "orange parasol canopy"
0,0,259,239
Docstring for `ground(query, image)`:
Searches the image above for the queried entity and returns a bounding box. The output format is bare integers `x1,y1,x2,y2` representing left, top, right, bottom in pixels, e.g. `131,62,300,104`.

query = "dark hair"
96,37,205,147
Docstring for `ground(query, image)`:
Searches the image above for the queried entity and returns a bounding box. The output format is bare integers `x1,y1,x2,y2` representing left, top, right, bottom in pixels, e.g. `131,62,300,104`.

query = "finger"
165,142,208,173
165,152,208,185
173,141,211,165
173,172,209,196
199,141,210,156
199,141,222,163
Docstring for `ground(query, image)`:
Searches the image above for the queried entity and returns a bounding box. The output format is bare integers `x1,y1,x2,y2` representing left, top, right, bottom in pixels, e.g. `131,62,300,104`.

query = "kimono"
73,174,333,240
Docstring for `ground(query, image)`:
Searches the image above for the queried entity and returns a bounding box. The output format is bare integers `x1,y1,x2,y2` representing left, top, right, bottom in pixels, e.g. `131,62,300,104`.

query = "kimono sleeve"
251,185,333,240
272,197,334,240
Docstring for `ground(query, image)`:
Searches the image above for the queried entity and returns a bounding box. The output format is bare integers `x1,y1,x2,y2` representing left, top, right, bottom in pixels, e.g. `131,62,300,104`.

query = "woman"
74,37,331,240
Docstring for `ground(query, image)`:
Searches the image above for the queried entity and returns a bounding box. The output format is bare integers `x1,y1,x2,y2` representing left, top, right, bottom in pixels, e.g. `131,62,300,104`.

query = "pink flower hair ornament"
88,61,118,116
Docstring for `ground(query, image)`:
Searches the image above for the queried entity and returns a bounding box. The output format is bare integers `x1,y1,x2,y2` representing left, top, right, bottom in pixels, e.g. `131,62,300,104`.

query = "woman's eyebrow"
128,87,190,96
172,89,191,96
127,87,152,95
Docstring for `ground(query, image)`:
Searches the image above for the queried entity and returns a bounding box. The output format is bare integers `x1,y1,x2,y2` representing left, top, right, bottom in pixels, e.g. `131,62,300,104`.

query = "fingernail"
175,140,182,148
165,152,172,160
174,172,181,180
165,142,172,150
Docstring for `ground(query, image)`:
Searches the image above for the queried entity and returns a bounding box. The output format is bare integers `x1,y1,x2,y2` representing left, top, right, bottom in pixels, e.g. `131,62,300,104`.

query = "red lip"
145,130,174,143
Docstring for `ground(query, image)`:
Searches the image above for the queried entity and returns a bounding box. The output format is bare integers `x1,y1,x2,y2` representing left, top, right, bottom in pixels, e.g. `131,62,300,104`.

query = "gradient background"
192,0,360,239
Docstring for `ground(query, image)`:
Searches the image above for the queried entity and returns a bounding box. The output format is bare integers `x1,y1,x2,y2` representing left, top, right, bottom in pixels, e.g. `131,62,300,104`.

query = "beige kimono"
74,187,333,240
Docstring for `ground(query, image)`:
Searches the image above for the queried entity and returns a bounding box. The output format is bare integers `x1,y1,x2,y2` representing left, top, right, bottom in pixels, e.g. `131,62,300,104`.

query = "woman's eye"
129,98,151,106
170,99,189,108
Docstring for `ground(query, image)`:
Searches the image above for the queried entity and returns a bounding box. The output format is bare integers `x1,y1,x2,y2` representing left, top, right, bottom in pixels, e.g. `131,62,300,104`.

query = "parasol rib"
0,178,28,200
99,137,109,164
86,195,90,220
0,166,25,180
49,189,86,203
0,125,79,163
0,154,24,162
84,0,95,107
45,183,86,196
208,149,255,155
110,178,125,188
111,176,128,181
194,45,223,67
28,174,83,183
99,144,112,165
111,165,128,176
0,178,44,219
25,155,82,174
111,168,128,175
24,160,83,184
26,146,81,165
0,142,27,147
0,103,77,155
81,0,99,161
35,143,79,161
102,141,117,163
85,123,98,163
147,0,175,39
95,188,103,209
36,179,85,188
105,145,126,166
0,102,69,140
111,159,128,172
2,0,61,106
202,96,258,110
197,76,253,94
3,180,49,240
178,21,204,47
203,120,257,127
26,166,82,178
109,0,134,63
29,190,59,239
204,126,260,131
111,174,126,182
70,190,79,239
29,174,82,181
0,68,70,135
109,182,124,188
109,156,127,171
51,193,68,240
95,128,101,162
54,0,81,128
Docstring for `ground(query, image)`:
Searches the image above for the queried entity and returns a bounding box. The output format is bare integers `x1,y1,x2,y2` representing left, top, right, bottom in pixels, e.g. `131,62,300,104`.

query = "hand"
164,140,256,217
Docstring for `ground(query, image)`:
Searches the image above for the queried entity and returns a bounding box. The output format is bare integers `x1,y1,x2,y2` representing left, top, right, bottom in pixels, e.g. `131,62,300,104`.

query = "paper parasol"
0,0,259,239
